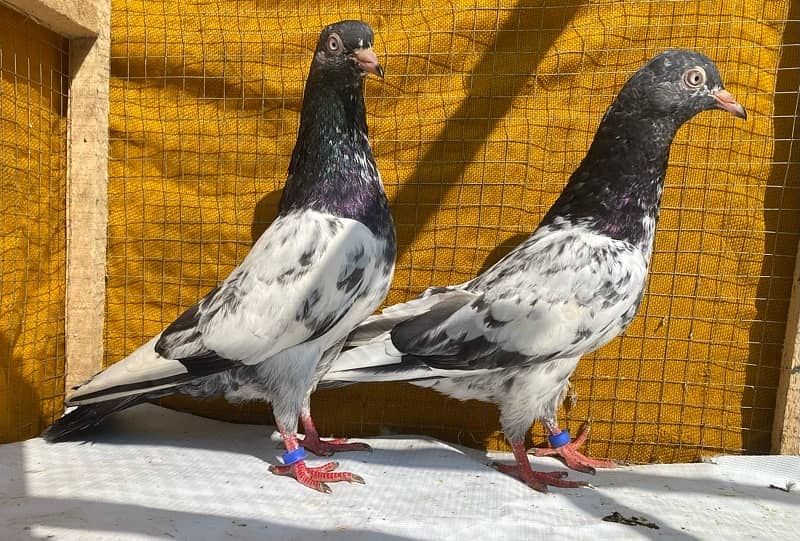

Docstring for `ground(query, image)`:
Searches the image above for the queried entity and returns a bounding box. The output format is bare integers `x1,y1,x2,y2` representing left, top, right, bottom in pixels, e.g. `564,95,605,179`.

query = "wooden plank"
773,239,800,454
0,0,97,38
64,1,110,390
771,11,800,456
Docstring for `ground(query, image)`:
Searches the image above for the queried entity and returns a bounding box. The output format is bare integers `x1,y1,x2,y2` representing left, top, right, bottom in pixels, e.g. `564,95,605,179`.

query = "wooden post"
2,0,112,391
65,2,111,390
0,0,98,39
773,243,800,454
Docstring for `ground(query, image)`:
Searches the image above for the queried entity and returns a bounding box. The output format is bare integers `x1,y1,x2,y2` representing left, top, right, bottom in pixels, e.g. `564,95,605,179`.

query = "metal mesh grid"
105,0,800,463
0,4,69,442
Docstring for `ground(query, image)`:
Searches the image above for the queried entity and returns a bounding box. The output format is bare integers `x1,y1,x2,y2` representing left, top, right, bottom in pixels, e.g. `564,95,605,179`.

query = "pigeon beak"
351,47,384,78
712,89,747,120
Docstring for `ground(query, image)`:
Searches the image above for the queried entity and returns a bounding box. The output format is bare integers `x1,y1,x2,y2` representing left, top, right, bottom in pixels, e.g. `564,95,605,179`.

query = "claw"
300,412,372,456
350,473,366,484
269,460,364,493
495,441,590,492
493,461,584,492
531,422,617,473
301,435,372,456
273,424,366,493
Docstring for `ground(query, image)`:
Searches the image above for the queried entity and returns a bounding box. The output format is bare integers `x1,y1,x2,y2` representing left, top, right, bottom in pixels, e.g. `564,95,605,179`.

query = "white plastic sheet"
1,405,797,540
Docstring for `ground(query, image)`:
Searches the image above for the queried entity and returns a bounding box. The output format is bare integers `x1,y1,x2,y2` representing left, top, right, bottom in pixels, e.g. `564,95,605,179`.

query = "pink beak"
712,89,747,119
351,47,384,78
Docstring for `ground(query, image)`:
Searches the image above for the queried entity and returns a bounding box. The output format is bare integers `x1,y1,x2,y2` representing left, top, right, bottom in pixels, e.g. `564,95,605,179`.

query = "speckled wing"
67,208,384,405
157,208,383,364
323,288,490,383
395,223,649,371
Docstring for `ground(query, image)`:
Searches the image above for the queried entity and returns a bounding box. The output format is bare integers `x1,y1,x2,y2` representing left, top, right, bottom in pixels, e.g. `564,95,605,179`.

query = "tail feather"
321,341,439,386
42,395,147,442
323,336,500,388
65,335,194,406
317,362,440,389
347,289,470,346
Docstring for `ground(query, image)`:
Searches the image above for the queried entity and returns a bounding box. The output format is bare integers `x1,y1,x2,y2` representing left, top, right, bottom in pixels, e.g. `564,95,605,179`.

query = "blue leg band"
548,430,571,448
281,447,306,465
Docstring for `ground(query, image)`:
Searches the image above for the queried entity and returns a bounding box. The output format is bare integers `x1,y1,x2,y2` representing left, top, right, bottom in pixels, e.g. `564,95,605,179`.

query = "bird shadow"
43,404,800,509
0,497,419,541
250,188,284,243
474,232,531,275
392,0,586,260
13,405,798,541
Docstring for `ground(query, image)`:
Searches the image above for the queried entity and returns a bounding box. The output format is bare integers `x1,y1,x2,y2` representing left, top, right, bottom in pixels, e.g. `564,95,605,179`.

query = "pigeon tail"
41,395,145,442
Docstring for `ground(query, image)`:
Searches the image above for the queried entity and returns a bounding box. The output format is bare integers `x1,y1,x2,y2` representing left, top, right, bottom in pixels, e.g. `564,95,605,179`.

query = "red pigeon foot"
494,441,588,492
271,430,365,493
300,413,372,456
270,459,364,494
532,422,617,474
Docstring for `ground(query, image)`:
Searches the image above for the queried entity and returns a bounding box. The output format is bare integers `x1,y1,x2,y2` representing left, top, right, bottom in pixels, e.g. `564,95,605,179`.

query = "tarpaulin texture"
102,0,799,463
3,405,799,541
0,5,68,442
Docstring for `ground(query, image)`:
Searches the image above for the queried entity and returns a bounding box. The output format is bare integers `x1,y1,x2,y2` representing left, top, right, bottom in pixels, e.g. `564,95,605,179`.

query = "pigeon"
321,50,746,491
43,20,396,494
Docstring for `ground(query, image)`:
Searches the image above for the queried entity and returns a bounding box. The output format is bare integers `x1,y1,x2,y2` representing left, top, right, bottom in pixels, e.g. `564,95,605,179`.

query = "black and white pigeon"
321,50,746,491
43,20,396,494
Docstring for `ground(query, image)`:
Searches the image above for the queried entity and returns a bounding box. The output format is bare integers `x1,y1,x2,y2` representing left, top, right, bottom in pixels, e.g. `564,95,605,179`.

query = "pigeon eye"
682,67,706,88
327,34,343,53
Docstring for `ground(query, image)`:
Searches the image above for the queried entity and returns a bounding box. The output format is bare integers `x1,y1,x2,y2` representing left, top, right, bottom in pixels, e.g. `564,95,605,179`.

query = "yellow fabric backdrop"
103,0,799,462
0,5,68,442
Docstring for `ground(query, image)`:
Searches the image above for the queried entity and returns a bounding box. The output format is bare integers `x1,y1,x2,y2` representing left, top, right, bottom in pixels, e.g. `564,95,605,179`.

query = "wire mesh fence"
0,4,69,442
99,0,800,463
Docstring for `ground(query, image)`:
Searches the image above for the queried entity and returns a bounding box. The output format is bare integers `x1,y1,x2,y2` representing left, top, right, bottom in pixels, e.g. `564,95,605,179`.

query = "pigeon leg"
268,425,365,493
299,408,371,456
531,420,617,474
493,440,588,492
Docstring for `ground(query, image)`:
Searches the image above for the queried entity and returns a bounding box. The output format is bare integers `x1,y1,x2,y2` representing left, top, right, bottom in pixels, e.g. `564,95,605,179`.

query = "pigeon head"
281,21,394,243
312,20,384,80
543,49,746,249
616,49,746,124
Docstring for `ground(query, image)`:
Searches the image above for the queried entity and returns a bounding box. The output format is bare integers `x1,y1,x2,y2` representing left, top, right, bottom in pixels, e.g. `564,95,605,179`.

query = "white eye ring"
327,34,343,53
683,67,706,88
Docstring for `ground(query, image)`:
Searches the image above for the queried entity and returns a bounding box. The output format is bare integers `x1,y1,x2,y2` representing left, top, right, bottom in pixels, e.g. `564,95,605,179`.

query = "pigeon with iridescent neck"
321,50,745,491
44,20,396,494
